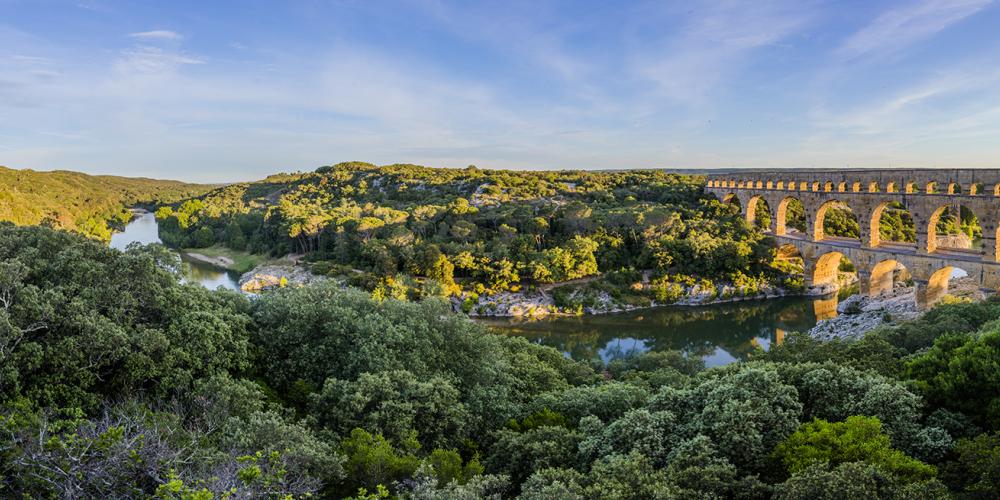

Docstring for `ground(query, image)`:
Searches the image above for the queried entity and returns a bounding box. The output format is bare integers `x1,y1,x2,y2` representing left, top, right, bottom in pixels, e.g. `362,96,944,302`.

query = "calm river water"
110,210,241,290
112,210,834,366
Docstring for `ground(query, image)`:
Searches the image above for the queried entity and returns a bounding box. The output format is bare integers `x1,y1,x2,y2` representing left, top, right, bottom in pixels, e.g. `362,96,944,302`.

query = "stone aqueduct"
705,169,1000,309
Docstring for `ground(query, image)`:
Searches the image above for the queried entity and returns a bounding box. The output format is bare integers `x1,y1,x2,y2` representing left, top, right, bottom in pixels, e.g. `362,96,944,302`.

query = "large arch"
775,196,806,237
747,196,772,232
869,259,910,296
919,266,974,309
814,200,860,242
927,203,981,253
869,201,916,248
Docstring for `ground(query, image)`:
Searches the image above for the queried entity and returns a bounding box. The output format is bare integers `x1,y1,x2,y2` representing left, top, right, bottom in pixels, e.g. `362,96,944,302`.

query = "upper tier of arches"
707,169,1000,196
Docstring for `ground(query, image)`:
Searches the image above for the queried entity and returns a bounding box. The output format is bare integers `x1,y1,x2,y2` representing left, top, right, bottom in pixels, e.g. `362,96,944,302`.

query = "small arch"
738,181,746,188
755,180,763,189
970,183,982,195
824,181,833,192
851,182,861,192
993,183,1000,196
837,182,847,192
869,259,911,296
766,181,774,189
947,183,962,195
868,181,879,192
776,181,785,190
926,181,938,194
811,181,820,191
905,182,917,194
800,182,810,191
787,181,797,190
886,182,897,193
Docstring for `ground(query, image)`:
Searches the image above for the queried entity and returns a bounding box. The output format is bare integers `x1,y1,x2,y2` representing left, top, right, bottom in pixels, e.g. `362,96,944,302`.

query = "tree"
773,416,936,482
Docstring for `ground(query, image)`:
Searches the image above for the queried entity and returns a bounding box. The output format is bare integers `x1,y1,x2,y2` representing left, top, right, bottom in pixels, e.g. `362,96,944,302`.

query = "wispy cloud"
114,45,203,76
629,1,813,103
128,30,183,41
837,0,992,59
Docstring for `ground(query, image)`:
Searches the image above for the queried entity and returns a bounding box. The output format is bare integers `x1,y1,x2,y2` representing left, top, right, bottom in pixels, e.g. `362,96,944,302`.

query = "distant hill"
0,166,212,241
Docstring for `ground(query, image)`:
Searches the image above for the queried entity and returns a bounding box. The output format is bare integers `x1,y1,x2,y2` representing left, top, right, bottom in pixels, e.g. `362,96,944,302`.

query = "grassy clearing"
181,245,269,274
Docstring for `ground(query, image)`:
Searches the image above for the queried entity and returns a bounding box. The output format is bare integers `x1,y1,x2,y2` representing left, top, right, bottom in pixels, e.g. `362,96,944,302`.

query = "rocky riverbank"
808,276,984,340
457,280,828,318
239,264,329,292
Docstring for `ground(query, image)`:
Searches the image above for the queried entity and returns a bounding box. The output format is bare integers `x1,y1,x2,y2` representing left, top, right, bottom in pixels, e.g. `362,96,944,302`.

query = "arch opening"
926,181,938,194
947,183,962,195
870,201,916,248
921,266,978,309
886,182,897,193
869,259,912,297
811,251,858,297
747,196,772,232
776,197,806,237
814,200,860,242
970,183,982,195
928,204,982,254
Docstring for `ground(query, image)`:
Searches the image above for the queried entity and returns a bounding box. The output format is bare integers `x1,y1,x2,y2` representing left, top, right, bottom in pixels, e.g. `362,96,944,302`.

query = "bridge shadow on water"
478,296,830,368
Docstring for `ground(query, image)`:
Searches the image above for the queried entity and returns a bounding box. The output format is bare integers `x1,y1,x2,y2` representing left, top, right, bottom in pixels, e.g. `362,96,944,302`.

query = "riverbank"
808,276,984,340
458,281,823,318
179,245,266,274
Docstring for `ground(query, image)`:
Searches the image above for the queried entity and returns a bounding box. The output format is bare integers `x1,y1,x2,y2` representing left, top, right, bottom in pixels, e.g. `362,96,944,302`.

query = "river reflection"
479,296,830,367
111,210,241,291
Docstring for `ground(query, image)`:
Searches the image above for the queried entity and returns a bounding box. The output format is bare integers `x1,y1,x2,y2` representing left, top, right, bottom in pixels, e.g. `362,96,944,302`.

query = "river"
112,210,833,367
110,210,242,291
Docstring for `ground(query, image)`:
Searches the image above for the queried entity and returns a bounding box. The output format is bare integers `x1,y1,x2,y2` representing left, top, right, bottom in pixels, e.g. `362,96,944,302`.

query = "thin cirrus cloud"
836,0,993,59
128,30,183,41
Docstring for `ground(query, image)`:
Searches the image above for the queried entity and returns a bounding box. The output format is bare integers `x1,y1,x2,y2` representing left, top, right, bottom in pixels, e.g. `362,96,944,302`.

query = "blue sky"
1,0,999,182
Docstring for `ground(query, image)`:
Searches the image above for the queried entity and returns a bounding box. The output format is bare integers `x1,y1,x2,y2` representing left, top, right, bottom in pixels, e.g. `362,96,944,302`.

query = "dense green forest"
155,162,786,303
2,223,998,498
0,166,211,241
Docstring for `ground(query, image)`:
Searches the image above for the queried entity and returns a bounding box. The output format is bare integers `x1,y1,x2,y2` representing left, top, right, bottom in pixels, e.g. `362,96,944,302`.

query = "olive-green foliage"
0,165,210,241
906,330,1000,429
154,163,777,294
773,416,936,481
774,462,950,500
0,223,252,410
941,432,1000,497
310,370,469,450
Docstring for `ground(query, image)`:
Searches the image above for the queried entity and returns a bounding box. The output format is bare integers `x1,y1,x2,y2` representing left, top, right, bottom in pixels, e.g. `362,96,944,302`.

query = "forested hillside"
156,162,786,303
0,166,211,241
1,223,998,498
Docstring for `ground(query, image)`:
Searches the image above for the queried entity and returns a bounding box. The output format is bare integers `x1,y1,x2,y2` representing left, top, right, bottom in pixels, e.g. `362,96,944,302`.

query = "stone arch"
970,183,982,195
919,266,970,309
869,259,909,296
927,203,981,253
868,181,879,192
811,251,855,294
814,200,860,242
776,196,805,236
886,182,897,193
905,182,917,194
993,183,1000,196
869,201,916,248
837,182,847,192
755,180,763,188
746,196,772,231
766,181,774,189
851,181,861,193
776,181,785,190
947,183,962,195
926,181,938,194
824,181,833,192
787,181,797,190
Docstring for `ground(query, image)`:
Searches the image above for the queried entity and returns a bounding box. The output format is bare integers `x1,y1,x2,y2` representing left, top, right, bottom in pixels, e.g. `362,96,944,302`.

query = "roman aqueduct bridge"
706,169,1000,309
